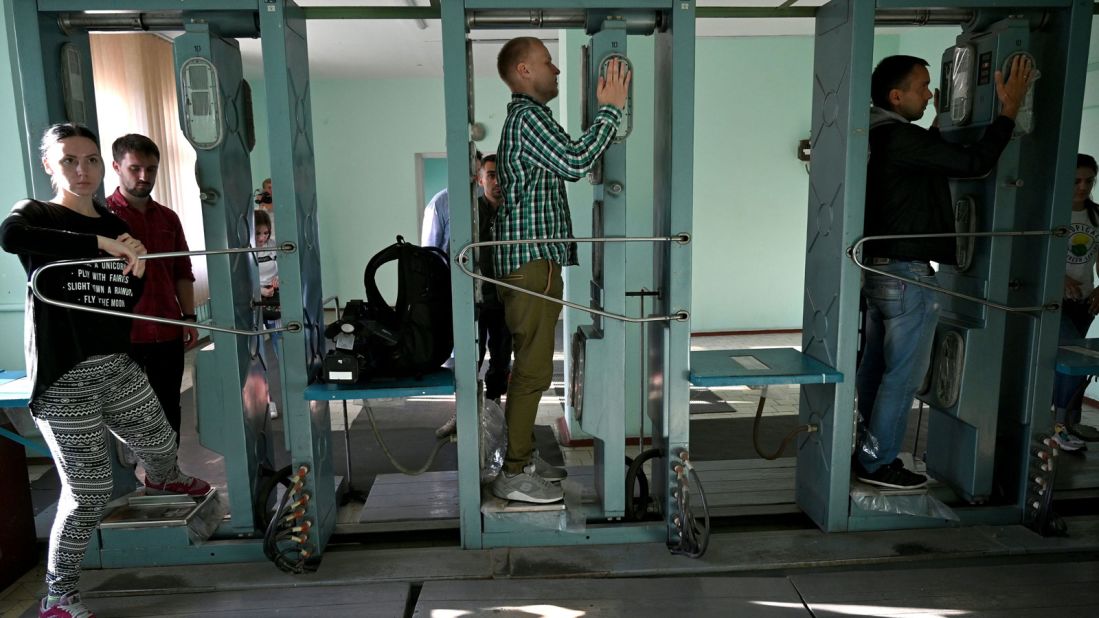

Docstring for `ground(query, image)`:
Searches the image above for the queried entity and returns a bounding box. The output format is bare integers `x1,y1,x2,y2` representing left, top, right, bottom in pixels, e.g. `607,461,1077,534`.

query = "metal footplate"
100,488,223,543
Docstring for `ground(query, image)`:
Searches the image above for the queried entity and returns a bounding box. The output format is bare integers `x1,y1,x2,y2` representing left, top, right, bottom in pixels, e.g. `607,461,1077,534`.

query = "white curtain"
90,33,209,304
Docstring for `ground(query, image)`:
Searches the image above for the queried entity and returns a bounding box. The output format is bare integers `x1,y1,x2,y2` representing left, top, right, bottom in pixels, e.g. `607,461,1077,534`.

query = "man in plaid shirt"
491,37,630,504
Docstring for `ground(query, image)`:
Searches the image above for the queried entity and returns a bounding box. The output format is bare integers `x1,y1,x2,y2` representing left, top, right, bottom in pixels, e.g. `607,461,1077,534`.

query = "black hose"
625,449,663,521
254,465,293,531
752,392,812,460
262,475,296,568
669,463,710,558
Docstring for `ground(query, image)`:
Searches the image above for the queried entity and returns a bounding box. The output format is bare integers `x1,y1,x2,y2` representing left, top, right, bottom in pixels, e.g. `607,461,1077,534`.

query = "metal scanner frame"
6,0,332,568
797,0,1093,533
440,0,696,550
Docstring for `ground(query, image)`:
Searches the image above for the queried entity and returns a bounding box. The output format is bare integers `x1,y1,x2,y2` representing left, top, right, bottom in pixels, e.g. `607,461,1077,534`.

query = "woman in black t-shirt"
0,123,210,618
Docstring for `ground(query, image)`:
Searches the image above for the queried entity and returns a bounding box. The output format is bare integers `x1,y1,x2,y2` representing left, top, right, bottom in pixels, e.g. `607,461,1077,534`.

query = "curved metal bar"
29,246,303,336
321,295,342,321
848,229,1067,316
455,235,691,324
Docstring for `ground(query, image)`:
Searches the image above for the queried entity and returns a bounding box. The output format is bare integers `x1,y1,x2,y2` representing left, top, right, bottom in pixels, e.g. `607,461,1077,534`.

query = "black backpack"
361,236,453,376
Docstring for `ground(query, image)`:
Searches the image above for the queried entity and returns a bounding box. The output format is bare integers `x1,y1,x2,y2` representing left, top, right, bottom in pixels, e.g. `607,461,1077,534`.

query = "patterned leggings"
30,354,181,597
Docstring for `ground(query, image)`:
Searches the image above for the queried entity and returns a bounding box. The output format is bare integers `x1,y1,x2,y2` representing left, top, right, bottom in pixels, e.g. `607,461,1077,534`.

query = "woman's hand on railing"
97,235,144,277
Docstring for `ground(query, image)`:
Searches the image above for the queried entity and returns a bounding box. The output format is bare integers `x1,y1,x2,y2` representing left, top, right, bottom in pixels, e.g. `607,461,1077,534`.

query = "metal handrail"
455,235,691,324
29,245,302,336
848,229,1068,316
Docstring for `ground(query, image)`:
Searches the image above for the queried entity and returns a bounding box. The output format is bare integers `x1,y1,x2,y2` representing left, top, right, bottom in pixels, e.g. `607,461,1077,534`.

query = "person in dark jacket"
855,54,1033,489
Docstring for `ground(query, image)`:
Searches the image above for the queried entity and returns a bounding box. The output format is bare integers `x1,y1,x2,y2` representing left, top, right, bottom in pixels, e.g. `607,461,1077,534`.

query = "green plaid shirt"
494,94,622,275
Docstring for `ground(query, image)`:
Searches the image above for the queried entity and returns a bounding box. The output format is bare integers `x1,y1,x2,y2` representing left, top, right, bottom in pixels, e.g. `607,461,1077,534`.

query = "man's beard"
127,183,153,198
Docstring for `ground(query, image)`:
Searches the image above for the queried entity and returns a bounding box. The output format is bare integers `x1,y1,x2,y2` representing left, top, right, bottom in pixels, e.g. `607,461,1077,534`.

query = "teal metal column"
5,1,101,199
577,19,629,518
1009,0,1093,521
923,2,1094,508
439,0,482,549
173,24,269,535
796,0,875,532
258,0,335,553
927,18,1032,504
649,0,695,544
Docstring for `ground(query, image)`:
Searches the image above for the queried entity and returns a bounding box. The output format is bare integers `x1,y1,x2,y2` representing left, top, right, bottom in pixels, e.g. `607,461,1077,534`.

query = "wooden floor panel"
19,583,411,618
791,561,1099,617
413,577,810,618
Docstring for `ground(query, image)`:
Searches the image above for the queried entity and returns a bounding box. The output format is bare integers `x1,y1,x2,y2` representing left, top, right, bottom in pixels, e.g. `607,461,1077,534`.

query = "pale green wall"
310,76,543,302
422,157,448,206
246,74,533,303
1083,16,1099,160
0,7,29,371
691,35,814,331
686,30,950,332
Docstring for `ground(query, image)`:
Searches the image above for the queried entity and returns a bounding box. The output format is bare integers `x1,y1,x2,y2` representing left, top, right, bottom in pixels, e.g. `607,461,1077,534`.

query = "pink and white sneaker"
40,591,96,618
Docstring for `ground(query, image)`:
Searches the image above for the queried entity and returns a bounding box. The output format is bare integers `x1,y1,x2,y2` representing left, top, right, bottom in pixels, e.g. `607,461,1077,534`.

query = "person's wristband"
181,313,197,322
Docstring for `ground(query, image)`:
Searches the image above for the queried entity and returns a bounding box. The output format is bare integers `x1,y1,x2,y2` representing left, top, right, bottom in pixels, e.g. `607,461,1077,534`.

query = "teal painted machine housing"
797,0,875,533
258,0,336,557
797,0,1093,532
928,5,1094,512
172,24,270,536
924,18,1034,504
5,1,101,199
577,19,630,520
442,0,695,549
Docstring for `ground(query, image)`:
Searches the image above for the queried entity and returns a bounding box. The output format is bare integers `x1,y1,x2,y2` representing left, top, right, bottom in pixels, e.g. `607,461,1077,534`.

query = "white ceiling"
237,0,830,80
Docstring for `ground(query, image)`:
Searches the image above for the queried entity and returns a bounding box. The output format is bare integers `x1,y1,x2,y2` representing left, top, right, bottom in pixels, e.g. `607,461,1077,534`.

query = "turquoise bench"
689,348,842,387
0,370,49,456
303,369,455,401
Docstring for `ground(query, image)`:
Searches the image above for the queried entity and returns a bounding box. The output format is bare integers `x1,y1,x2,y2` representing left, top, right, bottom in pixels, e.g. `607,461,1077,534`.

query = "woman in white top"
255,208,280,418
1052,153,1099,450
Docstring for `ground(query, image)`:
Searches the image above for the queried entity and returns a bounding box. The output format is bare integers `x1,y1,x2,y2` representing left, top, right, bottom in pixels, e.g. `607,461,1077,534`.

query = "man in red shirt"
106,134,198,443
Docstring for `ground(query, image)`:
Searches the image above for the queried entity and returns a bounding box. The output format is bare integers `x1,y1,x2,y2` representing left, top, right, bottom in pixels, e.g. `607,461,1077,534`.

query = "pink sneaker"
145,471,211,497
40,591,96,618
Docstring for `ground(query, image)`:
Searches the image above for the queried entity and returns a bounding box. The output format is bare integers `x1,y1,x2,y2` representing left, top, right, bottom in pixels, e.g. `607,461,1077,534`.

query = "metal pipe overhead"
466,9,587,29
57,11,259,37
59,11,185,31
874,9,975,27
53,4,1099,31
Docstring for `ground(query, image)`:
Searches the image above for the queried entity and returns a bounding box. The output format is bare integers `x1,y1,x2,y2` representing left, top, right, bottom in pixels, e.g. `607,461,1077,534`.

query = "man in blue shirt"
420,151,482,254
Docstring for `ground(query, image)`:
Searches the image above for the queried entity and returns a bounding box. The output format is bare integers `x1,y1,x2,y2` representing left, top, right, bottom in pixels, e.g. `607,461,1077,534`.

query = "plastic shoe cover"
145,471,212,496
491,463,563,503
40,592,96,618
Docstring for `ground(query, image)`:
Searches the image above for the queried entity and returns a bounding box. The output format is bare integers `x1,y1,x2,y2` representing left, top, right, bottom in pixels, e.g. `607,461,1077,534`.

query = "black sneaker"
856,462,927,489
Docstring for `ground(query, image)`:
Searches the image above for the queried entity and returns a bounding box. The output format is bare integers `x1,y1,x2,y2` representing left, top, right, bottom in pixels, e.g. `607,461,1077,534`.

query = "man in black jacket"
856,54,1032,489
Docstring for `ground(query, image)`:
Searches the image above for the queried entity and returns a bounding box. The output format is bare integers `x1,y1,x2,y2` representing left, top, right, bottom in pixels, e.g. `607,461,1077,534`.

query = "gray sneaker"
531,451,567,482
435,412,457,439
1069,423,1099,442
491,463,563,503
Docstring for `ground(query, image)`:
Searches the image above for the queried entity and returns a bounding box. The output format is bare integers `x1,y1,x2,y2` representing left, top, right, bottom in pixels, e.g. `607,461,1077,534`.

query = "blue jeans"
1052,298,1095,424
856,261,941,473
